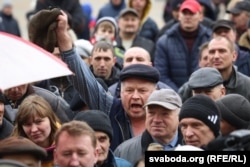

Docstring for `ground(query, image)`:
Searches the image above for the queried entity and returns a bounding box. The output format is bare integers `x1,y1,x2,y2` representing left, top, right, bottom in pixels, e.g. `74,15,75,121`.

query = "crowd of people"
1,0,250,167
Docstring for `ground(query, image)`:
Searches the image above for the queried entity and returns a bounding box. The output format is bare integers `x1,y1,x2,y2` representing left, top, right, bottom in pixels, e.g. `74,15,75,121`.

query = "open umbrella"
0,32,73,91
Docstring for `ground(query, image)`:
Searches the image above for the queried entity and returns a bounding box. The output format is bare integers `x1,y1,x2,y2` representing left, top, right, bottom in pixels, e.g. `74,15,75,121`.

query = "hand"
56,10,73,51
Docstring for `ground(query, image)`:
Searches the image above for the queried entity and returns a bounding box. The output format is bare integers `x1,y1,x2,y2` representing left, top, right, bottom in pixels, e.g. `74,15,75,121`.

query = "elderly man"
114,89,183,165
74,110,133,167
55,10,160,150
179,94,221,148
108,46,171,98
181,67,226,101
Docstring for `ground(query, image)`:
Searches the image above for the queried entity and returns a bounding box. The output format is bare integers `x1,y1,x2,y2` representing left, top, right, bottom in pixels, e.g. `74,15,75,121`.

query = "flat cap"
0,136,47,160
188,67,223,89
120,64,160,83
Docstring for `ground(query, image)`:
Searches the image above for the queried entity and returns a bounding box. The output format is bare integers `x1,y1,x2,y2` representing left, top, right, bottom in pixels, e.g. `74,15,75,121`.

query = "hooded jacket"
128,0,159,42
97,0,126,20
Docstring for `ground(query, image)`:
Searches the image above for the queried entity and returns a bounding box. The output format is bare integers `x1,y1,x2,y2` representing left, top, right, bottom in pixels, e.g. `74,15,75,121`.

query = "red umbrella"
0,32,73,91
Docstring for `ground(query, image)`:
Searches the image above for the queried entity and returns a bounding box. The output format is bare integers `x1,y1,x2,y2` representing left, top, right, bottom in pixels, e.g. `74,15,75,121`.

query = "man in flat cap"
54,10,162,151
114,89,183,165
188,67,225,100
0,136,47,167
179,67,225,102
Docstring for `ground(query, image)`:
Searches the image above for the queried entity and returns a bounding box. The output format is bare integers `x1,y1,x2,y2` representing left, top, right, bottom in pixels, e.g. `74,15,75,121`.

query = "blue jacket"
139,17,159,42
235,45,250,77
61,49,132,151
154,23,211,92
0,12,21,37
101,149,132,167
97,0,126,20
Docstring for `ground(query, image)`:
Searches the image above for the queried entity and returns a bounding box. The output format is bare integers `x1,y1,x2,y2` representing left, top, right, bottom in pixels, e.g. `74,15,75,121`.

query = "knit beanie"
94,17,118,38
179,94,221,137
73,110,113,141
215,94,250,129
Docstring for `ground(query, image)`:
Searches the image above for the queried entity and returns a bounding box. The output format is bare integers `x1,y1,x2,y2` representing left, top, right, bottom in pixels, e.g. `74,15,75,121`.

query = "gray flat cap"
188,67,223,89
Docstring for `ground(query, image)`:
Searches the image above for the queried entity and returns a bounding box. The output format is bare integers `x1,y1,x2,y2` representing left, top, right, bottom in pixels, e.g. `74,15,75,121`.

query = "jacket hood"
128,0,152,25
110,0,126,9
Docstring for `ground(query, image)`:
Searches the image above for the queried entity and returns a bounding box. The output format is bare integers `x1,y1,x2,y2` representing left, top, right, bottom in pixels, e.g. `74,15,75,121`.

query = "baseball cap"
180,0,202,13
144,89,182,110
118,8,139,18
212,20,236,32
227,1,250,14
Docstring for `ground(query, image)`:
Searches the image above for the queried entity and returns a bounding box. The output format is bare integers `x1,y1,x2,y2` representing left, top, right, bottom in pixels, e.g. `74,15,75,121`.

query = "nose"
100,59,106,66
31,124,38,132
184,126,194,137
131,90,140,99
69,153,80,166
96,141,102,153
153,113,162,122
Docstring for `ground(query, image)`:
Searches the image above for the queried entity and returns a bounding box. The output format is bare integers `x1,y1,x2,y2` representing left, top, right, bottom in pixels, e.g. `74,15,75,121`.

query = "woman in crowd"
12,94,61,167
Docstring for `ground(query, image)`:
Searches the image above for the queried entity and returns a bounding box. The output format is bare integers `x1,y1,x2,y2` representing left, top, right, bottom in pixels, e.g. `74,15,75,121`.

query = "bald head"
123,47,152,68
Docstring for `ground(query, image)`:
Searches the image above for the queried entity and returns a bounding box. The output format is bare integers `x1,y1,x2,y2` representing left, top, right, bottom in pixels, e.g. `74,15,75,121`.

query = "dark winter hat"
179,94,221,137
144,89,182,110
215,94,250,129
212,19,236,32
73,110,113,141
94,17,118,38
120,64,160,83
171,0,184,10
227,1,250,14
28,8,61,53
118,8,139,18
0,136,47,160
188,67,223,89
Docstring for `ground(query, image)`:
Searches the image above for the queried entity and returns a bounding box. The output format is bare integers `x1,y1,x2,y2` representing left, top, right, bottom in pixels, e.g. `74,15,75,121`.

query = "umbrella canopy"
0,32,73,91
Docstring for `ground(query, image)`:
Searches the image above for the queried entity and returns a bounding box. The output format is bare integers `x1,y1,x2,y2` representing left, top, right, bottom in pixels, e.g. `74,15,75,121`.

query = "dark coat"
97,0,126,20
0,118,13,140
0,11,21,37
179,66,250,103
116,35,155,62
3,85,72,124
154,23,211,91
139,17,159,42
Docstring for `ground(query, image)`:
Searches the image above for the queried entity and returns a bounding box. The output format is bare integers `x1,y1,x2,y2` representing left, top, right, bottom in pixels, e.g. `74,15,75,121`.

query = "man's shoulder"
116,134,142,150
